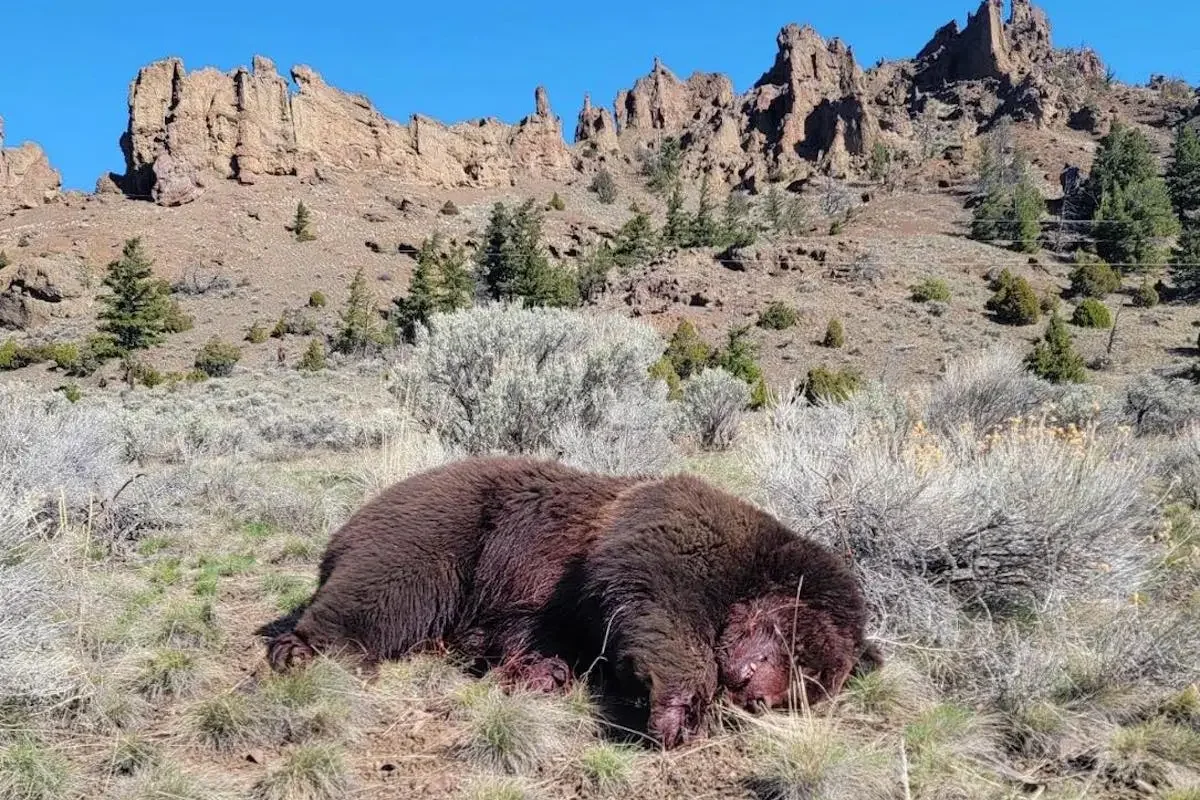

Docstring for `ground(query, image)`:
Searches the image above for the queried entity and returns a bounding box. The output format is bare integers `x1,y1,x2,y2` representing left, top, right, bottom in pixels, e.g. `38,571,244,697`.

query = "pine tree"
1011,173,1044,253
663,320,713,380
720,191,756,248
577,243,616,302
612,203,660,272
1167,124,1200,219
393,237,442,342
663,182,691,246
645,136,683,195
1171,225,1200,298
1090,122,1179,269
691,173,719,247
293,201,315,241
1025,312,1087,384
763,187,784,235
478,202,515,299
335,268,385,354
96,237,172,353
436,242,474,312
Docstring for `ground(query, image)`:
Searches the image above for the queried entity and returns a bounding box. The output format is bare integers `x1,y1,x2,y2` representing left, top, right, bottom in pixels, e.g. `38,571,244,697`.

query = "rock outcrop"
0,117,61,213
742,24,878,177
914,0,1053,86
0,255,89,330
114,56,572,204
102,0,1105,201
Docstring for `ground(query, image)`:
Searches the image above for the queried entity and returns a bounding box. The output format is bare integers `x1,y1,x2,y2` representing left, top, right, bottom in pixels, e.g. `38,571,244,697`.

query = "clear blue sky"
2,0,1196,191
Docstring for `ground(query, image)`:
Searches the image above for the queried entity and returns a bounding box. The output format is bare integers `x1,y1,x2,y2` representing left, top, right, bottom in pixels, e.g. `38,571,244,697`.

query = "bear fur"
260,456,875,748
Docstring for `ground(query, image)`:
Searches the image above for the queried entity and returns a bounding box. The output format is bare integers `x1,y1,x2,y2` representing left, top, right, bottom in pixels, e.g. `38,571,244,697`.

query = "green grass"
579,742,637,792
456,688,568,775
261,574,315,614
157,599,221,647
0,736,71,800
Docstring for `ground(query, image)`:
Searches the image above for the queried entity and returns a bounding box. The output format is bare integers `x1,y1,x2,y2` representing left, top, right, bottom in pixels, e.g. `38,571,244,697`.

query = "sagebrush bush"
1124,374,1200,435
1132,279,1160,307
307,291,327,308
926,347,1054,438
681,367,749,450
748,372,1161,644
803,366,862,405
1071,298,1113,328
395,303,671,455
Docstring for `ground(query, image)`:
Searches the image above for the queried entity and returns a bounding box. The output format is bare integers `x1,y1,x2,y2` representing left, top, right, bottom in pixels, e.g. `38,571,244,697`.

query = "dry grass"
0,341,1197,798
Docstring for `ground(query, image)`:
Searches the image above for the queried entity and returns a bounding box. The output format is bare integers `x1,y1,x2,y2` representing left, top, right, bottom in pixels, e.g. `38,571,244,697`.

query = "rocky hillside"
1,0,1197,391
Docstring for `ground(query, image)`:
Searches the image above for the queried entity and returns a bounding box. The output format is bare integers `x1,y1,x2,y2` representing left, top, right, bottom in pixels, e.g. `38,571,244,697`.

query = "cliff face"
114,56,572,205
0,117,61,214
94,0,1105,204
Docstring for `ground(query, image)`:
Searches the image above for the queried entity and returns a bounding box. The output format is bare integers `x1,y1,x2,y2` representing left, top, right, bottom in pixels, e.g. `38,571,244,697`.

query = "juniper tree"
663,182,691,247
1025,312,1087,383
691,174,720,247
1090,123,1179,269
644,136,682,195
476,199,577,308
96,237,172,353
393,237,442,342
577,242,616,303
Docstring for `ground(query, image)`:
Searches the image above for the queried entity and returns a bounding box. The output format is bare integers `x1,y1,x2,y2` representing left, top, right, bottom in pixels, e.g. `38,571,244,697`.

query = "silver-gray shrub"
0,385,129,703
1123,373,1200,436
924,346,1054,439
747,382,1161,645
549,390,676,476
393,303,672,456
681,367,749,451
1156,423,1200,508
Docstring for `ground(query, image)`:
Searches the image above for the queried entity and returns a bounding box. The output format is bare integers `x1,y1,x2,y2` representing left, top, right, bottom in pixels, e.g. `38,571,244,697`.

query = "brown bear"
260,456,875,749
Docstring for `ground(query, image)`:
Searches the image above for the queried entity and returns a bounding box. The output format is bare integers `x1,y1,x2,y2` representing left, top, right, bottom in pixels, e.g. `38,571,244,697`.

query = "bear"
563,472,873,747
262,455,642,690
259,455,876,749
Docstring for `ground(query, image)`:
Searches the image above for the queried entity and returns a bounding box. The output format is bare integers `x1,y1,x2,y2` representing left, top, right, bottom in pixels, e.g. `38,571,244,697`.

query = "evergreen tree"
590,168,618,204
1170,225,1200,298
663,320,713,380
644,136,683,195
612,203,660,272
663,182,691,246
96,237,172,353
293,201,315,241
335,268,386,354
720,191,756,248
1025,313,1087,384
1167,123,1200,219
763,187,784,235
393,237,442,342
1089,122,1179,269
436,242,474,312
577,243,616,303
478,202,515,299
1011,174,1044,253
691,173,719,247
1095,179,1178,268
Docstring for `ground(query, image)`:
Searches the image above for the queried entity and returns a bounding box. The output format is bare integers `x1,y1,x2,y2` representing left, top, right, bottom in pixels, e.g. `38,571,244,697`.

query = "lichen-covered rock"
0,255,89,330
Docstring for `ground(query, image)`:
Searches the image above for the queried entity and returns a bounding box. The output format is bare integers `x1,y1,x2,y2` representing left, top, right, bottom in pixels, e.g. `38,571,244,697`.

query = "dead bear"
259,455,876,748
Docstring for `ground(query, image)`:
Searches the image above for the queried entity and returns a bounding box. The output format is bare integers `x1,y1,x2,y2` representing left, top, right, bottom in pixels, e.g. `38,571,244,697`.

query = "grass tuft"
189,692,257,751
130,648,203,701
0,736,71,800
458,776,534,800
579,742,638,793
745,715,892,800
455,686,570,775
108,731,160,776
250,743,351,800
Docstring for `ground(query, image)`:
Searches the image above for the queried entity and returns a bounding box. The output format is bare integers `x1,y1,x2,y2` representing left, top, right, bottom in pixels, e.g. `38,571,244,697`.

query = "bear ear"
852,640,884,677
